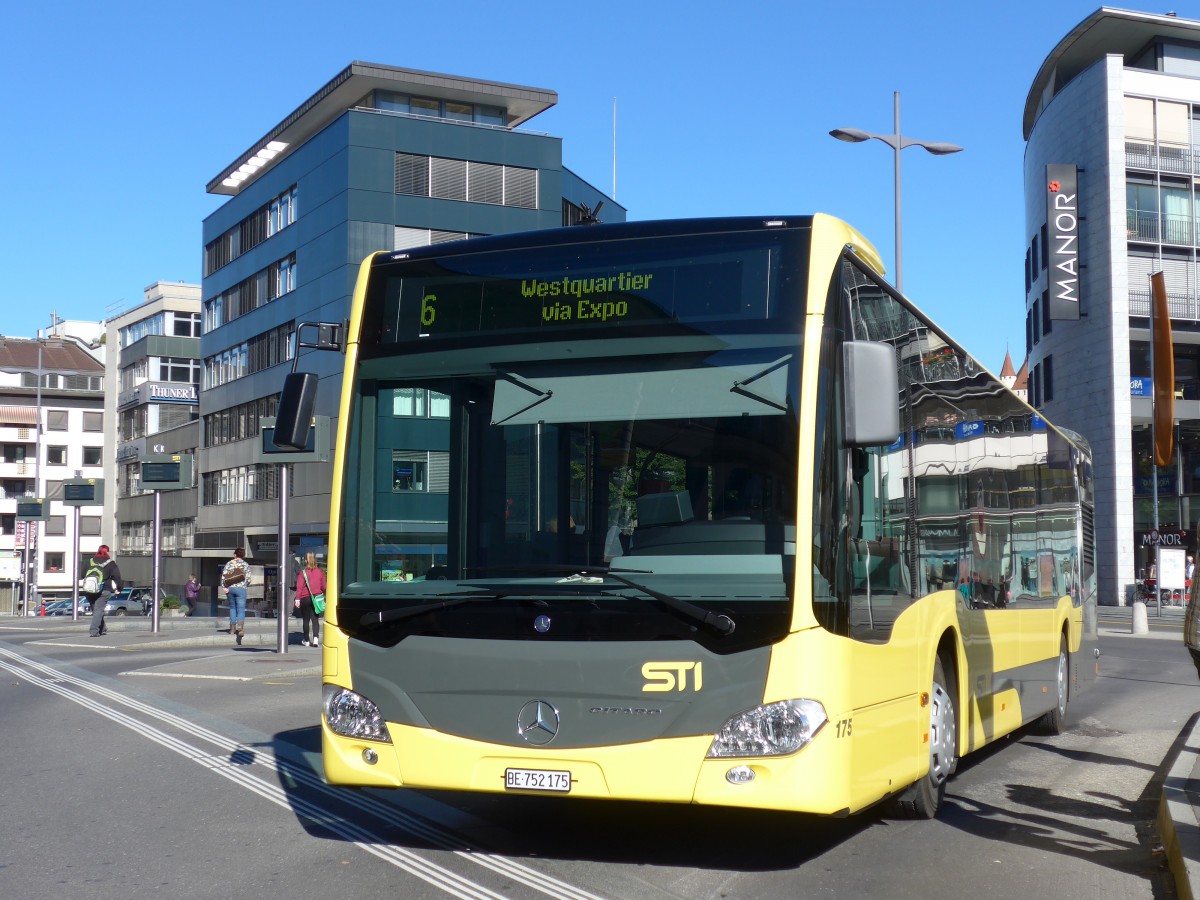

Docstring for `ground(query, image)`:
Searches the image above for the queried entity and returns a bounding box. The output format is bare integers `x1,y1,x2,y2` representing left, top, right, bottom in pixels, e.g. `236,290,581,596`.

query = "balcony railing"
1129,289,1200,320
1127,209,1194,245
1126,140,1199,174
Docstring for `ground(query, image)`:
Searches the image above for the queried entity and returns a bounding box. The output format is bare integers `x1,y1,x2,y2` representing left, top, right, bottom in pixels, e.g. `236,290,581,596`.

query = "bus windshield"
341,335,799,651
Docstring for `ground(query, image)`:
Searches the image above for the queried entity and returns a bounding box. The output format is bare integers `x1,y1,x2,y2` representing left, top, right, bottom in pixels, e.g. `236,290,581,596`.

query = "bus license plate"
505,768,571,793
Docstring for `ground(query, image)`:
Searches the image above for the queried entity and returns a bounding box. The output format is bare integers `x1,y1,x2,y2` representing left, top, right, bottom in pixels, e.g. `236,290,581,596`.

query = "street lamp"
830,91,962,292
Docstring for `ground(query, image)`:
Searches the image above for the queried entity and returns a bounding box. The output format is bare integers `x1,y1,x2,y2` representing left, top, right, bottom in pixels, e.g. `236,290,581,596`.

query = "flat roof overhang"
208,61,557,196
1024,7,1200,140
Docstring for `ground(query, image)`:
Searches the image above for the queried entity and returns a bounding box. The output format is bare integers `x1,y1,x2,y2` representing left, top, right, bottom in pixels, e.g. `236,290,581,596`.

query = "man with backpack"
83,544,122,638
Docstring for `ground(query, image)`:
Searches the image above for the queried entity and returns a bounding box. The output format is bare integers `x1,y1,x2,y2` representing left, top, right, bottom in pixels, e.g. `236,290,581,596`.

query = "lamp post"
830,91,962,292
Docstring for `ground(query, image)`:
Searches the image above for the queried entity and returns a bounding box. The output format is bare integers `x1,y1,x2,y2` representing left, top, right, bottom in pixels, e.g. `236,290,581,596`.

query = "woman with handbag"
221,547,250,645
294,552,326,647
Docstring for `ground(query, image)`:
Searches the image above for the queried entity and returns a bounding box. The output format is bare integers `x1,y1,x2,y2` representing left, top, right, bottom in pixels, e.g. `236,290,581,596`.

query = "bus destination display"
380,253,777,342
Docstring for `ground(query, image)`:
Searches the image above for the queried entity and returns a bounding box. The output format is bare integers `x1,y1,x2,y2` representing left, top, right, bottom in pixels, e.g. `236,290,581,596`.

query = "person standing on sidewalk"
294,552,326,647
84,544,122,638
183,574,201,617
221,548,250,645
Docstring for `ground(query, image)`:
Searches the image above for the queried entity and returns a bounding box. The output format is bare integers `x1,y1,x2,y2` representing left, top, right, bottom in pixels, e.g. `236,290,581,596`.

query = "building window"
268,186,298,237
203,396,276,448
43,552,64,573
1032,298,1041,345
505,166,537,209
205,186,298,276
83,411,103,432
431,157,467,201
121,313,164,348
467,161,503,205
81,515,101,536
201,463,288,505
1128,180,1160,241
47,446,67,466
393,227,474,250
46,410,68,431
1043,354,1054,402
161,357,199,383
268,254,297,300
46,515,66,536
396,153,430,195
172,312,202,338
392,453,428,492
1041,289,1052,337
395,153,537,209
393,388,451,418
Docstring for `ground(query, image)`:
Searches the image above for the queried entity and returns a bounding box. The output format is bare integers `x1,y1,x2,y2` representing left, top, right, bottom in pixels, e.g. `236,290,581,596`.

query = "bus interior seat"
636,490,694,528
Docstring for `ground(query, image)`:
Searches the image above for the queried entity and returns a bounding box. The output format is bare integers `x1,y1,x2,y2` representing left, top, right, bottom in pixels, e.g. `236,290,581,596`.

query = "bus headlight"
323,685,392,743
706,699,827,758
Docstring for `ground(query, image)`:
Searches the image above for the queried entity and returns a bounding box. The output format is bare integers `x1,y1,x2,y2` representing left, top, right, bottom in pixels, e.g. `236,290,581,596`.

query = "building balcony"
0,425,36,445
1127,209,1194,245
1126,140,1198,175
0,461,34,479
1129,289,1199,320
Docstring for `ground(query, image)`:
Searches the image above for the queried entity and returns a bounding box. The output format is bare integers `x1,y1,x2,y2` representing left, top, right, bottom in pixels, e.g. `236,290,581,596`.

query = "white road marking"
0,644,605,900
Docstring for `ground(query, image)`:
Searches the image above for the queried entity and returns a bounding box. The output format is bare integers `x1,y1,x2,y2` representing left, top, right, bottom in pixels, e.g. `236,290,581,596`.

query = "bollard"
1131,600,1149,635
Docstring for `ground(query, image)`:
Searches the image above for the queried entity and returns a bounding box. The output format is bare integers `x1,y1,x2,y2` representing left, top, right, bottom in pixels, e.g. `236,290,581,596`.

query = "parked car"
105,587,153,616
37,598,90,616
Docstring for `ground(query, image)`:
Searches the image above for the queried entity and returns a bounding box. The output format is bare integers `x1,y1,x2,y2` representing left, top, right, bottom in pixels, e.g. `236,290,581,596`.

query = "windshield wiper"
360,579,608,627
729,355,791,413
464,564,737,636
604,569,736,636
361,590,508,627
491,372,552,425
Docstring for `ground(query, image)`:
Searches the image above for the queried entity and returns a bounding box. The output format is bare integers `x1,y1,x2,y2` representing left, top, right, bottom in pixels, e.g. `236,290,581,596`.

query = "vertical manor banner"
1046,164,1080,320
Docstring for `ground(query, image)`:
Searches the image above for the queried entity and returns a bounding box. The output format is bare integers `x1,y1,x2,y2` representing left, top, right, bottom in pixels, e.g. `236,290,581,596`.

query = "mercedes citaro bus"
277,214,1097,818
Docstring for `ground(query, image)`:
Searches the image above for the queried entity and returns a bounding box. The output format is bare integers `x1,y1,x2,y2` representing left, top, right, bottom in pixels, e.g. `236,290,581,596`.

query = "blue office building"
197,63,622,582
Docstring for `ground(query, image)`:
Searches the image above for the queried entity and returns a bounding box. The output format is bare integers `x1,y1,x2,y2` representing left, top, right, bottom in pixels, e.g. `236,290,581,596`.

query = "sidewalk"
0,613,323,680
1103,602,1199,897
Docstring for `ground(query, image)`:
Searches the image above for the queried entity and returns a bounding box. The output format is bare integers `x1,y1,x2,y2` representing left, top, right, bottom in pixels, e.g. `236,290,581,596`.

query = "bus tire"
890,656,956,819
1034,636,1069,735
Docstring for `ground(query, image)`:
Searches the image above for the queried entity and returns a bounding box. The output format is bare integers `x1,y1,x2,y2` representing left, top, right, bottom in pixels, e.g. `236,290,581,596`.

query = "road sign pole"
152,490,162,633
71,507,80,621
278,464,289,655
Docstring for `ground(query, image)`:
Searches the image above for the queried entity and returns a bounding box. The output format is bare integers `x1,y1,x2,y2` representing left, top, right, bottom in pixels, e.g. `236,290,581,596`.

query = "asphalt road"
0,617,1193,899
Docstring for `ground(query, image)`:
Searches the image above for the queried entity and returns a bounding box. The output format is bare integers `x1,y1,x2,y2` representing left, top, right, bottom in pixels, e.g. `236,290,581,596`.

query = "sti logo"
642,661,703,692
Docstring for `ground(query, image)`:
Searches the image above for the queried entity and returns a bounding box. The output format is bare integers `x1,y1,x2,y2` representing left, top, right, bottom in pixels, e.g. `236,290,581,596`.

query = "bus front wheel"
1034,637,1069,735
891,656,956,819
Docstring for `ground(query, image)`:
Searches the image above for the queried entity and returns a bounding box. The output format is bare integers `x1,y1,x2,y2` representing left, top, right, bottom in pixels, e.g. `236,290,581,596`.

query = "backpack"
81,558,106,595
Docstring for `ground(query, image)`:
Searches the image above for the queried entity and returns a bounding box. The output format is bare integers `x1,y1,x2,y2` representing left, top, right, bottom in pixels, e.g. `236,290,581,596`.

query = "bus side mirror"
843,341,900,446
274,372,318,450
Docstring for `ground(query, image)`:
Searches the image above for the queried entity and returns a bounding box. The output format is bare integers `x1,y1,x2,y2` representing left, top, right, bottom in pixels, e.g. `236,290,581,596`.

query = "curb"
1160,713,1200,900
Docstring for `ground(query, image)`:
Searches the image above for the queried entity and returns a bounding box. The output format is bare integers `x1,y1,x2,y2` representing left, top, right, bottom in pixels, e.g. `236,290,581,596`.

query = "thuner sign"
1046,163,1080,320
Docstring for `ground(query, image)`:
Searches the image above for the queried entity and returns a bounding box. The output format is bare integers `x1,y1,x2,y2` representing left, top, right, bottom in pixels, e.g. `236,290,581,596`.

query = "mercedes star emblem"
517,699,560,745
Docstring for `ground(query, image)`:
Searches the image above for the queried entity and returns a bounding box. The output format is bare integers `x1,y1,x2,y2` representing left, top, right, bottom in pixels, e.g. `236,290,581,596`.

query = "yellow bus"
285,214,1098,818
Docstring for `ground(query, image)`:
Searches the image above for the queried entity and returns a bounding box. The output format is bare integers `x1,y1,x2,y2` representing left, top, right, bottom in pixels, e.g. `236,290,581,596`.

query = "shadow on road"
268,723,878,872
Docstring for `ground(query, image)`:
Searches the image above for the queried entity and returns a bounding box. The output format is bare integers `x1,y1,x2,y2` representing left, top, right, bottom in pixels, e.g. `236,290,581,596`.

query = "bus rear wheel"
891,656,956,819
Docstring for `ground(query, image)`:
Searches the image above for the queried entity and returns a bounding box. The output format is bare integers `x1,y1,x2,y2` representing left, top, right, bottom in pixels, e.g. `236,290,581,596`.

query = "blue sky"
3,0,1194,374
